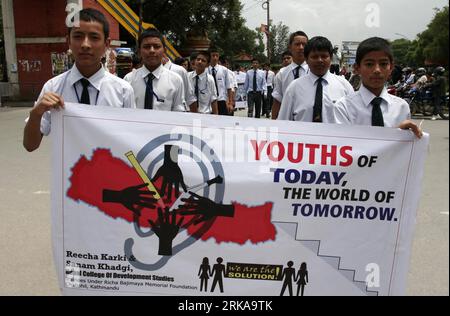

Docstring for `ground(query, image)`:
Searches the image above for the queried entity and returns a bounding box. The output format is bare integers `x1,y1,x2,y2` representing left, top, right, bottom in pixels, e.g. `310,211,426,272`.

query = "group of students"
23,8,422,153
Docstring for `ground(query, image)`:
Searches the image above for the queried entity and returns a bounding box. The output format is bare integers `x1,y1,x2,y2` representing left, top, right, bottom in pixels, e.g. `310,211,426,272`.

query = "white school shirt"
208,64,232,102
188,70,218,114
235,71,247,85
265,70,275,88
164,60,193,109
278,71,354,122
124,64,185,112
332,85,411,127
243,69,267,94
33,64,135,136
272,61,309,103
228,69,238,91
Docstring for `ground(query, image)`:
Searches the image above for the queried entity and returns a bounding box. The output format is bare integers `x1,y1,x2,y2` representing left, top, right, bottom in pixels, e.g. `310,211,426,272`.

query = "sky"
241,0,449,49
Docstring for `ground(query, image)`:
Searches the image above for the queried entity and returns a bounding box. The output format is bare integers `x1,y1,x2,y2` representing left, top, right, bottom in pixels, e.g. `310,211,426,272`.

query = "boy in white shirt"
23,8,135,152
278,36,353,123
188,51,218,114
124,28,185,112
332,37,422,138
272,31,309,119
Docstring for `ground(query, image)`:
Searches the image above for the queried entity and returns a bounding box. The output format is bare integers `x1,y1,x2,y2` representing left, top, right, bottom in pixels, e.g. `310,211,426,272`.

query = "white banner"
52,104,429,296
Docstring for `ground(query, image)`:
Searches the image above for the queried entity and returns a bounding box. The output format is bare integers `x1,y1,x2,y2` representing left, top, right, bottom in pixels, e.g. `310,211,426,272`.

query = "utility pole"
138,0,144,47
262,0,271,64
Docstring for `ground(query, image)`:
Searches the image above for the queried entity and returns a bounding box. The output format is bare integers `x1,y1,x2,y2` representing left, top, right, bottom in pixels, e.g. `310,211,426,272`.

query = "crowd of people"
24,8,433,152
388,66,447,120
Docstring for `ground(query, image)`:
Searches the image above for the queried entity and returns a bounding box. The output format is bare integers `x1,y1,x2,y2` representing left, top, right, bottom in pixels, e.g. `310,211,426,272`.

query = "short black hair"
190,51,198,61
304,36,333,59
138,28,165,49
132,54,141,67
356,37,394,65
289,31,308,45
195,51,211,63
174,57,186,65
68,8,110,39
282,50,292,58
209,47,220,54
252,58,260,63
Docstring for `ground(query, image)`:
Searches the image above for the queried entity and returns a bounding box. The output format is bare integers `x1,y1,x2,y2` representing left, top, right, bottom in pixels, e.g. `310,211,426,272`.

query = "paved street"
0,107,448,296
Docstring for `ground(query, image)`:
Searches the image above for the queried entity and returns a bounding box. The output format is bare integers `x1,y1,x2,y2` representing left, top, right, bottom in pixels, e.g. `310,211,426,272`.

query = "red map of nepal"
67,149,276,244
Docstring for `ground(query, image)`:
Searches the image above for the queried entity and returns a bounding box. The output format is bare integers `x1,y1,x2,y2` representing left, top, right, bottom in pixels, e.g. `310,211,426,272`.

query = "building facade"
1,0,121,100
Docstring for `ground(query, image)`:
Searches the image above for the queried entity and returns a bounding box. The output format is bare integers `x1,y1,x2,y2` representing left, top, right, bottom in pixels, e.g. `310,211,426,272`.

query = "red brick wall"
16,43,68,98
13,0,121,99
13,0,67,38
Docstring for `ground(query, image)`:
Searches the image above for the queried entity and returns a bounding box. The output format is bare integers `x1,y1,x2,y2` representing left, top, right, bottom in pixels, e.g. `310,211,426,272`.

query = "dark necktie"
294,66,301,79
145,73,155,110
212,67,219,96
313,77,324,123
371,97,385,127
266,70,269,81
253,70,257,92
79,78,90,105
195,75,200,101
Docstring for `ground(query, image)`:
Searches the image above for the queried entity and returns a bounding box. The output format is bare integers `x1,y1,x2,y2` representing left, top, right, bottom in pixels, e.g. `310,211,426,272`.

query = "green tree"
414,6,449,65
391,39,416,67
125,0,261,63
268,22,290,64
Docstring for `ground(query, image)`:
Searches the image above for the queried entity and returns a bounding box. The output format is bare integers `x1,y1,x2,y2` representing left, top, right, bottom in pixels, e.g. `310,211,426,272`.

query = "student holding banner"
23,8,135,153
332,37,423,138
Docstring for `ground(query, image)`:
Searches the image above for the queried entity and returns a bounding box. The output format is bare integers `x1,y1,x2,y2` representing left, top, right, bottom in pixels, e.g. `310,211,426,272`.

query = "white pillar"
1,0,19,97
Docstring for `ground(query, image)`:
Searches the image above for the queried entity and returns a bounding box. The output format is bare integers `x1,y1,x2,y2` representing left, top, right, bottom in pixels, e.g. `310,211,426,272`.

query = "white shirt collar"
309,70,331,84
359,85,390,108
288,61,308,73
164,60,173,69
68,64,105,91
195,69,208,79
141,64,164,80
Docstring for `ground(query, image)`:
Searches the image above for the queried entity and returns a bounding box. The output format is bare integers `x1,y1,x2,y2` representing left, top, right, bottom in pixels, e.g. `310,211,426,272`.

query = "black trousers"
433,96,443,116
263,86,274,117
218,101,229,116
247,92,263,118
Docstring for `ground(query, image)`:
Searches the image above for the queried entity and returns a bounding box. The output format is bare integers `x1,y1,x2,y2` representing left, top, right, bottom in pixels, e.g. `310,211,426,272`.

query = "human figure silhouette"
296,262,309,296
198,257,212,292
210,257,226,293
280,261,296,296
